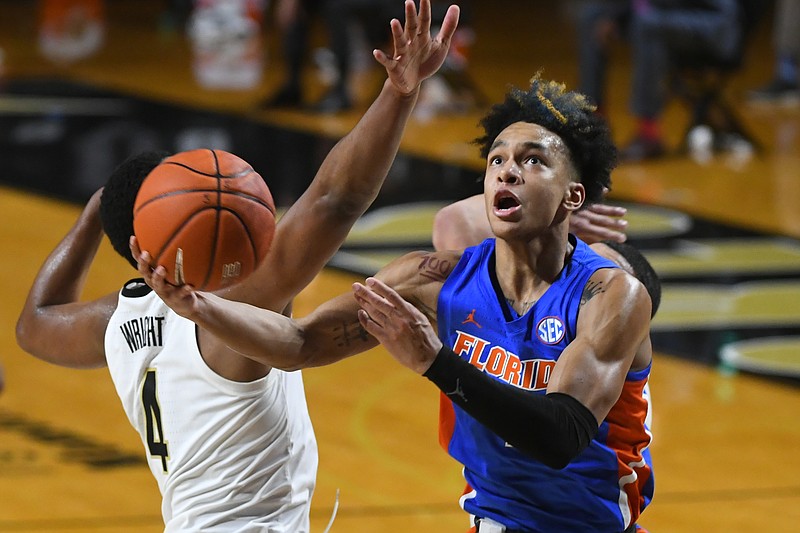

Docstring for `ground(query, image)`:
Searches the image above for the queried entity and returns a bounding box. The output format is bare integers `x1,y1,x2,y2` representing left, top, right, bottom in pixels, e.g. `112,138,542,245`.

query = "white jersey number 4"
142,368,169,472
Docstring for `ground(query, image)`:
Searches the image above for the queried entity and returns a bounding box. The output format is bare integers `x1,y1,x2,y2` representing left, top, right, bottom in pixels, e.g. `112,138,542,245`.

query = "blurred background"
0,0,799,531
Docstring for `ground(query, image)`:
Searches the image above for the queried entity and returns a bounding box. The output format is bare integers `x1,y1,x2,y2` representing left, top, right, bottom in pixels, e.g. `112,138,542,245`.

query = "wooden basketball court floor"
1,1,799,531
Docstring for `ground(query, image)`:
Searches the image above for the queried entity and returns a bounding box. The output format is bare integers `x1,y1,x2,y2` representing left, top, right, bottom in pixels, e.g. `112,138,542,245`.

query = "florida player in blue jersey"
135,74,656,532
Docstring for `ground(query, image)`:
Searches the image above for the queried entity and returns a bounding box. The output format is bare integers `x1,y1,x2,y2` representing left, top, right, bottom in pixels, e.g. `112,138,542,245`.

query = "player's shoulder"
589,266,641,292
586,267,650,314
591,262,642,286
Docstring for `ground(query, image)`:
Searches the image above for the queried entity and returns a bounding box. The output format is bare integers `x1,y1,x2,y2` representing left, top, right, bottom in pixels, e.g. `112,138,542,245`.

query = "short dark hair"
100,151,171,268
474,74,617,204
603,241,662,318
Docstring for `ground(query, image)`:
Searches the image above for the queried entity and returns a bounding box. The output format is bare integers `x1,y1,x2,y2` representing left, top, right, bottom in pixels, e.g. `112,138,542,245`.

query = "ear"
563,182,585,212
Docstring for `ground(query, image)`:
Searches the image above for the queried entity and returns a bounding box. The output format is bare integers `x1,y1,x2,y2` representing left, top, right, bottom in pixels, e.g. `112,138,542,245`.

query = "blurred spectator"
312,0,403,112
575,0,633,115
259,0,323,108
747,0,800,105
187,0,266,90
259,0,398,111
620,0,744,161
261,0,478,115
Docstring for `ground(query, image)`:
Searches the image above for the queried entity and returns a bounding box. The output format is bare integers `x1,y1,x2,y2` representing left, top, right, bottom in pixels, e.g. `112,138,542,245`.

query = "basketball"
133,149,276,291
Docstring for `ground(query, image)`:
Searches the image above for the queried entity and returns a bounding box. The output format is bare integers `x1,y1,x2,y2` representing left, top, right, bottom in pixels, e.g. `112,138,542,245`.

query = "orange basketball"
133,149,276,291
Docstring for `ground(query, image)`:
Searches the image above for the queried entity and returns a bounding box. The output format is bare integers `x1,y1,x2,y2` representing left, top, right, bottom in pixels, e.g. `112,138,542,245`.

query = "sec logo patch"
537,316,565,344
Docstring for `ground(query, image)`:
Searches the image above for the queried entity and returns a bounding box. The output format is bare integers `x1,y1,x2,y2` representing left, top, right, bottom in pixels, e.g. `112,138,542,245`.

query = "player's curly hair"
474,73,617,204
100,150,171,268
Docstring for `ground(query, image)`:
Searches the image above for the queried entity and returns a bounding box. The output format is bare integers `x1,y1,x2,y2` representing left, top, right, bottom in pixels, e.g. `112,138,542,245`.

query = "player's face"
483,121,583,240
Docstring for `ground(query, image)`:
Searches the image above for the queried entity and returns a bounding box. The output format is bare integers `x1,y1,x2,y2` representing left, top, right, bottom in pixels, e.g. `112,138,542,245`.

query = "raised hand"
353,277,442,374
572,203,628,244
374,0,460,96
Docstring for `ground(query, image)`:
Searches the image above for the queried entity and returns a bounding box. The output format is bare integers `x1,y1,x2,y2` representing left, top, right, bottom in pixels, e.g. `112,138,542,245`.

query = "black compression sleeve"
423,345,598,469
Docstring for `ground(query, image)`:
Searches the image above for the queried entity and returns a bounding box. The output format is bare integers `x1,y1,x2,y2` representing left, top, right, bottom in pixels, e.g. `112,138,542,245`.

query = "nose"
498,160,522,184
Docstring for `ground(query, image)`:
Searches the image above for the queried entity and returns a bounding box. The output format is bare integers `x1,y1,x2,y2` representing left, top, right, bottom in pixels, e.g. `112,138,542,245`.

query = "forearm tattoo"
580,280,605,307
332,319,370,348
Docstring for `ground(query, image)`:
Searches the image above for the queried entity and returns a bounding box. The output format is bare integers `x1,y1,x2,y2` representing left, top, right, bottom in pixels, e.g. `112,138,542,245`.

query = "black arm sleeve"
423,345,598,469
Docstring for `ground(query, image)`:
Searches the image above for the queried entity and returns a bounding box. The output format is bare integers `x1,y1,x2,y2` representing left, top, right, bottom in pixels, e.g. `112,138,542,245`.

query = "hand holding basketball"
132,240,203,320
133,149,276,291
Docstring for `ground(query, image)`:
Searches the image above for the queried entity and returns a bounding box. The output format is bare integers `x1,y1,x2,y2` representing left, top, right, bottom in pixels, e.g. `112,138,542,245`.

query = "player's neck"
493,234,571,305
495,229,570,274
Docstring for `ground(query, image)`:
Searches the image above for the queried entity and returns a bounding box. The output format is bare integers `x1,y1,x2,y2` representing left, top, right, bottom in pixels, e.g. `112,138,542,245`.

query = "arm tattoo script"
332,320,371,348
580,280,606,307
417,253,452,282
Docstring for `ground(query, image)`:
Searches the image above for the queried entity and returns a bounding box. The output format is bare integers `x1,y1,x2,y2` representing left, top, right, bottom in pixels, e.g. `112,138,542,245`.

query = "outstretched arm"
133,242,449,370
141,282,370,371
353,274,649,469
229,0,461,309
16,189,116,368
432,191,627,251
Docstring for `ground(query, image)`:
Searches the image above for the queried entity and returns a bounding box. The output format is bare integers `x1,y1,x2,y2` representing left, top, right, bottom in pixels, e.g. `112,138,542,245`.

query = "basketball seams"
162,161,218,178
209,150,221,290
218,207,259,262
161,161,255,179
210,148,220,176
209,148,255,179
134,190,276,216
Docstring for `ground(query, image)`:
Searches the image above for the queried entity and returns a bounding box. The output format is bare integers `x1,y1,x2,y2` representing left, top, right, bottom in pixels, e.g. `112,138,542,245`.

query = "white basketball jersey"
105,279,318,532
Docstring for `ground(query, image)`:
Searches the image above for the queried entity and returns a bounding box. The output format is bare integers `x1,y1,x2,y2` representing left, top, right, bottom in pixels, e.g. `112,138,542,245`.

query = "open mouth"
493,190,521,215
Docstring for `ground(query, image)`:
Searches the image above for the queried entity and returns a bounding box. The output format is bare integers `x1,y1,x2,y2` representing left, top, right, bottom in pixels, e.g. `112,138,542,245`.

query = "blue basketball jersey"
437,237,654,532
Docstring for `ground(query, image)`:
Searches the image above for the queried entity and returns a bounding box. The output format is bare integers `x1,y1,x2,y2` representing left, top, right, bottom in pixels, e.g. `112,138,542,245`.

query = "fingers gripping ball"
133,149,276,291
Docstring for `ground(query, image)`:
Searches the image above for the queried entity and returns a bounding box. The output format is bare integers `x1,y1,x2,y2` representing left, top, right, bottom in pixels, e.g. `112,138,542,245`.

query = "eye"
526,155,542,165
490,155,503,165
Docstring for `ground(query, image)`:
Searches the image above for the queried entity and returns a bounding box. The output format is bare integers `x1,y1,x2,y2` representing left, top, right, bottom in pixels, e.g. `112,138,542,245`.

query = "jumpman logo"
462,309,482,328
445,378,467,403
